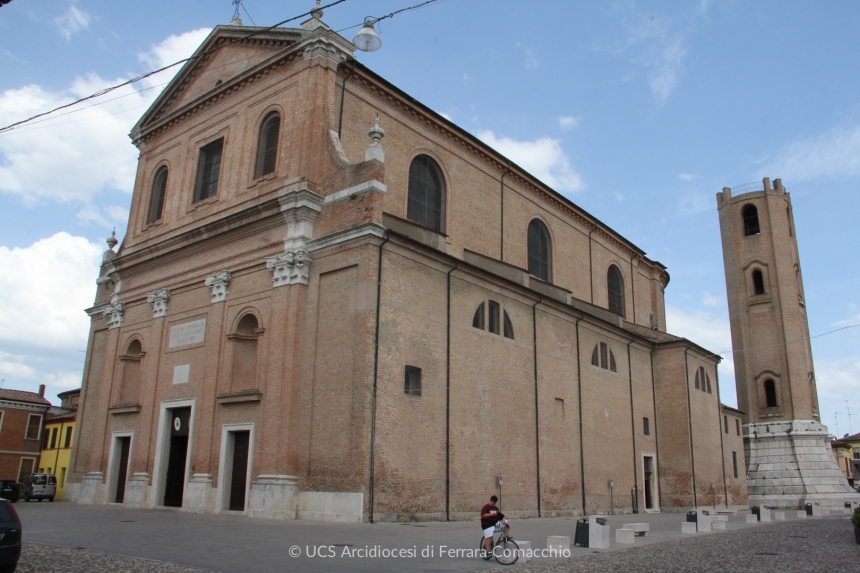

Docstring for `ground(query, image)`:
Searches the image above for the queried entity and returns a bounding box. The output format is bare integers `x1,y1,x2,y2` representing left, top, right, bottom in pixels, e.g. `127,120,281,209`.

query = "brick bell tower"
717,178,859,510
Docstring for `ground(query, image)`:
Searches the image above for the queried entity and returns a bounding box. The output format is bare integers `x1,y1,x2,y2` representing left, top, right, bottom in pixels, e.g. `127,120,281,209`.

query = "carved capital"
204,270,232,303
265,247,312,287
103,294,124,330
146,288,170,318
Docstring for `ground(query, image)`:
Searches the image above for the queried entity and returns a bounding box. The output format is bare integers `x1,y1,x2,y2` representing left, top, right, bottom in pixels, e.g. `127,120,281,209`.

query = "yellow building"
39,389,79,500
835,432,860,485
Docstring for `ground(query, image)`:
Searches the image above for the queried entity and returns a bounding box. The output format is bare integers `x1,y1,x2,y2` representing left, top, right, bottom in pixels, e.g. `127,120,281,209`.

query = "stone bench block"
774,511,785,520
547,536,570,553
712,520,726,530
712,515,728,522
795,510,807,518
516,540,532,562
621,522,649,535
616,528,635,544
746,514,758,523
682,522,697,534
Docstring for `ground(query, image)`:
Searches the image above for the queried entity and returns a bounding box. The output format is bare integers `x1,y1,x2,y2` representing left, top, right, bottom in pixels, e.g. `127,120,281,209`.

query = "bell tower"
717,178,859,510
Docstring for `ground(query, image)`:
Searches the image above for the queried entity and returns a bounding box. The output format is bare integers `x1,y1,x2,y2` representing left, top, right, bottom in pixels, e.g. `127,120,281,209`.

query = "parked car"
20,474,56,502
0,499,21,572
0,483,18,504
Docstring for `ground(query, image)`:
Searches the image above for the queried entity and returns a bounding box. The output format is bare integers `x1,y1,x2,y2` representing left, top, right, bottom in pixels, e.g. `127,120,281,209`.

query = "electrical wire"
0,0,349,135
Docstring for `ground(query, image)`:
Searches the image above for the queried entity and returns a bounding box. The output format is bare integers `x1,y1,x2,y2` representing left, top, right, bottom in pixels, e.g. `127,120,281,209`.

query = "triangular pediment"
133,25,306,136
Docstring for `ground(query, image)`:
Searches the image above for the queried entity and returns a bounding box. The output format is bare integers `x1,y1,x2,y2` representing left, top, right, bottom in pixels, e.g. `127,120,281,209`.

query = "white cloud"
612,191,624,202
678,173,697,181
702,291,722,306
764,123,860,182
438,111,453,121
558,116,580,130
814,357,860,437
0,233,103,351
834,312,860,329
0,28,211,210
665,304,736,405
476,130,585,193
138,28,212,71
0,352,36,379
55,5,90,42
516,44,539,69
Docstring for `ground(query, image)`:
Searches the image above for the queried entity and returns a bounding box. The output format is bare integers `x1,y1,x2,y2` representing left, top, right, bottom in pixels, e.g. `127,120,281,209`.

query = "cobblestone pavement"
17,543,211,573
476,516,858,573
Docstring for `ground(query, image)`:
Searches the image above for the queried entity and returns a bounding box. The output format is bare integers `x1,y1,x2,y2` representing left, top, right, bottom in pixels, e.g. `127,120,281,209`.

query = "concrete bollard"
588,516,610,549
746,514,758,523
759,508,772,522
712,520,726,530
682,522,697,534
516,540,532,562
615,528,635,544
696,510,712,532
774,511,785,521
795,510,807,519
547,536,570,554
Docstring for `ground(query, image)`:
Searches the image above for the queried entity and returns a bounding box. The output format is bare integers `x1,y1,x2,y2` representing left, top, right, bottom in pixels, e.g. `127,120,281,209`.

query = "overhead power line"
0,0,349,135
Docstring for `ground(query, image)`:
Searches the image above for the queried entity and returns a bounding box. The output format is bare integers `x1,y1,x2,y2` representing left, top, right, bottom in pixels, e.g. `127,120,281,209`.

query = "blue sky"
1,0,859,436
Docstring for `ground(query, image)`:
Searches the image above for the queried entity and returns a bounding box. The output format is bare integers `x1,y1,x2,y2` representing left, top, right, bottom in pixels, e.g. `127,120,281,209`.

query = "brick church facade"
67,13,746,521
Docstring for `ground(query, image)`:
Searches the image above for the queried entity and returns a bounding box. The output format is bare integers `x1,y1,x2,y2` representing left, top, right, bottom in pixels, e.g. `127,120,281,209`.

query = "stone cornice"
349,64,665,270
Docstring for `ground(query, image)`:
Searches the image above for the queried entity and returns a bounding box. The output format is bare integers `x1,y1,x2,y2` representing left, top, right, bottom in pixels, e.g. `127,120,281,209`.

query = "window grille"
147,167,168,223
527,219,552,282
404,366,422,396
194,138,224,202
488,301,500,335
255,113,280,178
503,310,514,340
407,155,445,232
608,265,625,316
592,342,617,372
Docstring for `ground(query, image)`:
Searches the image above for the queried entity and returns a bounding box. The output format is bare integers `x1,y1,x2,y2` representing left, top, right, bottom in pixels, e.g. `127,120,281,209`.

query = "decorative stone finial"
230,17,243,26
366,115,385,163
106,229,118,251
311,0,323,19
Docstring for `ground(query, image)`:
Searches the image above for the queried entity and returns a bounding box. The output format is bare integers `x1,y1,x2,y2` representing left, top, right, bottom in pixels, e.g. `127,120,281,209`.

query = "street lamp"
353,19,382,52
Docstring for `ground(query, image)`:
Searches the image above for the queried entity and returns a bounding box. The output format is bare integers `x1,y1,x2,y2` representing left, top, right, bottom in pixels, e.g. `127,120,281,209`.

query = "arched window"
764,379,778,408
527,219,552,282
695,368,700,390
255,112,280,178
146,167,168,224
752,270,765,295
591,342,617,372
695,366,712,394
472,300,514,340
229,314,262,391
407,155,445,233
119,339,143,405
608,265,625,317
742,204,760,236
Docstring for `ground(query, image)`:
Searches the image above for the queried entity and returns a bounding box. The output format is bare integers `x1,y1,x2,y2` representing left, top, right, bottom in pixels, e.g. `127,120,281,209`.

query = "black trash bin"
686,510,698,523
574,518,589,547
805,503,813,516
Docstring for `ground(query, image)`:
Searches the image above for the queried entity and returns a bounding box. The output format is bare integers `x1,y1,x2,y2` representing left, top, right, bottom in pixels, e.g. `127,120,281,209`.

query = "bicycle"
478,522,519,565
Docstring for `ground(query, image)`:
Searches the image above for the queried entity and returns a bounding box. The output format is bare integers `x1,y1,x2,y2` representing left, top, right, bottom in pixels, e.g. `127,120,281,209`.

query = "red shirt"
480,503,504,528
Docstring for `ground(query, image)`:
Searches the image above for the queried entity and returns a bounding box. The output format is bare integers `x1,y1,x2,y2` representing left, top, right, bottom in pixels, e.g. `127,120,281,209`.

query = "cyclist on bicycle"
480,495,511,557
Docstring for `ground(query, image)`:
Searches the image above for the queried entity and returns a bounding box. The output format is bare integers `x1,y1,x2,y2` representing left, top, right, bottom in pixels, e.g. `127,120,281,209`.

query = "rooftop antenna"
834,410,841,437
230,0,243,25
847,401,856,435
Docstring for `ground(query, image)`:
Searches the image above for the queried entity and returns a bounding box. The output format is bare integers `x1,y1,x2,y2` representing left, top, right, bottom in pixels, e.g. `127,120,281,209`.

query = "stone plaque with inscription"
169,319,206,348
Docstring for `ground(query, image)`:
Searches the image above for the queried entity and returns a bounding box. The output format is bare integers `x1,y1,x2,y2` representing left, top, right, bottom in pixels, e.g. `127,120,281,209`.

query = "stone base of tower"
745,420,860,510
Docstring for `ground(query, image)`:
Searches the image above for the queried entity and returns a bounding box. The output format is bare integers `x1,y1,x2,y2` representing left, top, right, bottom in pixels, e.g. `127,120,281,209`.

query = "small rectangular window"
194,138,224,202
554,398,564,421
26,414,42,440
64,426,73,448
17,458,35,483
735,418,740,436
643,417,650,436
724,415,729,434
50,427,57,449
732,451,739,479
488,301,500,335
404,366,422,396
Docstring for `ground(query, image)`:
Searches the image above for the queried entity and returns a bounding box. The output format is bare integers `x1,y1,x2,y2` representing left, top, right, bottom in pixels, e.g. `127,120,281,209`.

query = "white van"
21,474,56,502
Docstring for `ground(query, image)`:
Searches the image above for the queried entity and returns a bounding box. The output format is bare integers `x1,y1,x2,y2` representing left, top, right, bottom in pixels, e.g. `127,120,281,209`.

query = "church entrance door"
164,408,190,507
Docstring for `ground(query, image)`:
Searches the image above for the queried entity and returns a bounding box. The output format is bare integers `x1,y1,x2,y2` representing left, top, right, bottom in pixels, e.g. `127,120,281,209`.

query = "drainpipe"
337,59,357,138
445,260,459,521
630,257,636,324
500,162,511,262
588,226,597,304
368,231,390,523
532,295,542,517
627,340,639,513
575,318,586,514
649,350,663,510
683,349,698,508
715,365,729,507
